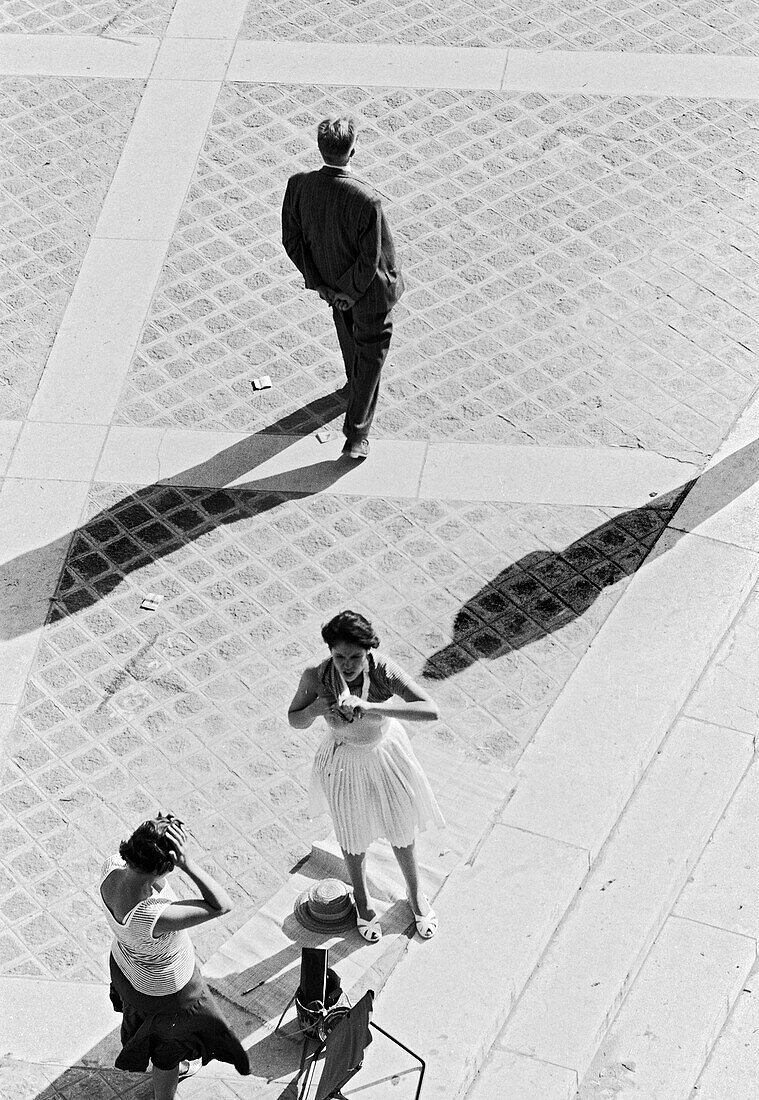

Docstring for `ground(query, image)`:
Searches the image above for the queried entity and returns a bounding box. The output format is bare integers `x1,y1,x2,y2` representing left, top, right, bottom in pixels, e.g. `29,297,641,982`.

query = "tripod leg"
275,991,297,1034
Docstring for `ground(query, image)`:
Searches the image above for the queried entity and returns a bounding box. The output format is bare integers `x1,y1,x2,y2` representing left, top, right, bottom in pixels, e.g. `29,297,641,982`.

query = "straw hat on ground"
294,878,357,933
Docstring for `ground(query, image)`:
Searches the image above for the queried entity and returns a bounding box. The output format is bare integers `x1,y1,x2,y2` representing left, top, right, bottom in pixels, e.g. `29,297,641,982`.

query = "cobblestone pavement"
0,0,175,36
2,11,759,1100
241,0,759,54
0,77,143,419
116,83,759,459
0,482,686,983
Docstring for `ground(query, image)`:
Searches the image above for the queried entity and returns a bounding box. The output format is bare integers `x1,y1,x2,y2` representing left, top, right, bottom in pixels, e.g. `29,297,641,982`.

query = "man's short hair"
317,116,357,163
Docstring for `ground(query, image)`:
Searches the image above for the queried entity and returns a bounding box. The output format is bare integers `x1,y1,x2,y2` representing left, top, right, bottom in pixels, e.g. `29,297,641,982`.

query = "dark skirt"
109,954,249,1075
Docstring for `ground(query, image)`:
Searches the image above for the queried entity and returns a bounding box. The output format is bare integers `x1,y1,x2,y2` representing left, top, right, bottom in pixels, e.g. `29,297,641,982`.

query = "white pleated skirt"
309,718,445,854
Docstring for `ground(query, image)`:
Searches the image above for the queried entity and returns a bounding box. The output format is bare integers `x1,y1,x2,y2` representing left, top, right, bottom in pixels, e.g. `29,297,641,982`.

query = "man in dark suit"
282,116,404,460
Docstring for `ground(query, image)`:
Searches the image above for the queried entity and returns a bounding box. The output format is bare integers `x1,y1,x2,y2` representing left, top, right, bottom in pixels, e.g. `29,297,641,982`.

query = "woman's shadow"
424,438,759,680
1,389,355,642
25,912,400,1100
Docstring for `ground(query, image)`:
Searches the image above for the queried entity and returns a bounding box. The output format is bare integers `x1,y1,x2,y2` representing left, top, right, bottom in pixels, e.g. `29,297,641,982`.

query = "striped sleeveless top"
99,855,195,996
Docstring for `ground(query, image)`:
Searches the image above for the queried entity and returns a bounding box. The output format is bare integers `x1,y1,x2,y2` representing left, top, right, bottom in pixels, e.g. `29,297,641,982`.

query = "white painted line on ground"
151,38,235,81
27,240,169,425
228,40,510,89
7,423,108,482
0,977,114,1064
94,79,221,240
0,33,157,78
504,48,759,100
0,628,48,709
0,478,91,703
0,35,758,103
420,441,698,508
18,62,224,453
0,704,17,753
91,425,702,506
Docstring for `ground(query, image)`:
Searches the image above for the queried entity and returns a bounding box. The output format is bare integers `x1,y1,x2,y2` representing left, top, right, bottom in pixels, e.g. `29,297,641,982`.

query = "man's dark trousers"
281,164,404,444
332,305,393,443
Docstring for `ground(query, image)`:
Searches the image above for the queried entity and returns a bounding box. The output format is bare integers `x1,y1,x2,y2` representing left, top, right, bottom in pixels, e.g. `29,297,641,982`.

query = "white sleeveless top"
99,856,195,996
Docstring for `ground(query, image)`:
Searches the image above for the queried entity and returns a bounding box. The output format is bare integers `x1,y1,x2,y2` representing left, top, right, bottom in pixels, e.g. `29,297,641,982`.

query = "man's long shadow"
1,389,352,641
424,438,759,680
2,420,758,677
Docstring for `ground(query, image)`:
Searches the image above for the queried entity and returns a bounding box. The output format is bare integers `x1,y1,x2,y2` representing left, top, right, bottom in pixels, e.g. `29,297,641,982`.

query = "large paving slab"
675,748,759,939
0,34,158,78
688,975,759,1100
497,717,752,1078
500,522,759,856
577,915,755,1100
112,82,759,458
364,823,589,1100
681,584,759,742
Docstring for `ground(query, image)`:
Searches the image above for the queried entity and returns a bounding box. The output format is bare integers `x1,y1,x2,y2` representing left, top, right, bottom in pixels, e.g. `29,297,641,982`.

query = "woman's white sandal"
356,912,382,942
408,894,437,939
178,1058,202,1080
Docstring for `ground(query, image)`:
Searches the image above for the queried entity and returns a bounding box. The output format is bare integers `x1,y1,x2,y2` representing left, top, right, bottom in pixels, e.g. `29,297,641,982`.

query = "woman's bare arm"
288,667,331,728
153,825,232,935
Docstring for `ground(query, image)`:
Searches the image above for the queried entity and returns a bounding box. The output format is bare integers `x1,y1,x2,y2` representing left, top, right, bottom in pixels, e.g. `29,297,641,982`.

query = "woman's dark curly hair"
119,819,175,876
321,610,379,650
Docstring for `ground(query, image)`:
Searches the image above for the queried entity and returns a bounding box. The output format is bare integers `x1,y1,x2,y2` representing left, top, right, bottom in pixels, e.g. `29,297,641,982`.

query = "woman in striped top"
289,610,445,944
99,814,248,1099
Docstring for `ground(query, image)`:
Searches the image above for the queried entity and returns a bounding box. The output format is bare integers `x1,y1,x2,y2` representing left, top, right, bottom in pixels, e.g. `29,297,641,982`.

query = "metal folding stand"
299,990,426,1100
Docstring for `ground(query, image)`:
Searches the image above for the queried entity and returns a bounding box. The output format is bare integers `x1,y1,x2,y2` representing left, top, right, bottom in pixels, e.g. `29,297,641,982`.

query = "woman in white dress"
288,610,444,942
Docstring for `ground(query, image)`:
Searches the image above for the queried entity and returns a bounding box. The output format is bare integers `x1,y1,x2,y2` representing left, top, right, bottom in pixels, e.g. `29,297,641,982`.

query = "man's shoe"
342,438,369,460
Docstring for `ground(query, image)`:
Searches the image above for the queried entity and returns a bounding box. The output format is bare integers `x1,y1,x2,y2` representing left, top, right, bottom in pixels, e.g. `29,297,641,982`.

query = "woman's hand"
335,695,378,721
329,701,353,722
159,813,189,870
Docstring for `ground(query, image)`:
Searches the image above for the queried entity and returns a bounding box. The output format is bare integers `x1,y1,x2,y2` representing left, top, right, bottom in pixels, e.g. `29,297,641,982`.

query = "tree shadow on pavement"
424,437,759,681
1,389,354,642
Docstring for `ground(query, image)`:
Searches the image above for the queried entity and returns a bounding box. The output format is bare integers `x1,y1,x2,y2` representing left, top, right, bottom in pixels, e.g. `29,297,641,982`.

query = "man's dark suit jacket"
282,166,404,314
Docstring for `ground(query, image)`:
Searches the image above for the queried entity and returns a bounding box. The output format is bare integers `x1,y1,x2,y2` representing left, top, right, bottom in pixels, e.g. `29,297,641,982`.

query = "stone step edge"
383,392,759,1099
576,914,757,1100
468,912,757,1100
362,822,590,1100
367,599,757,1099
489,721,754,1099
